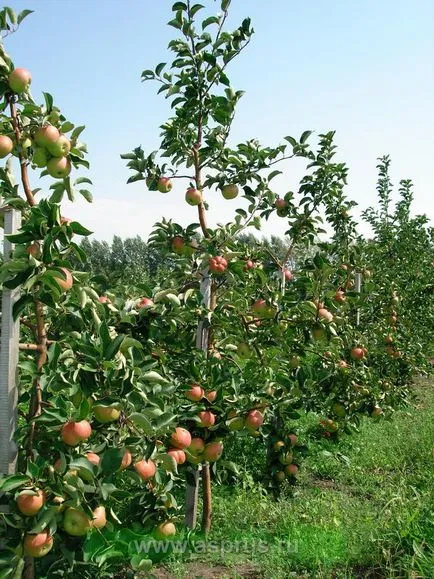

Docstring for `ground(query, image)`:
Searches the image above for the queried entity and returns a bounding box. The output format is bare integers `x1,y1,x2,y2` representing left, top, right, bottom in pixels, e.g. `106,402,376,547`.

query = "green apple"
46,135,71,157
0,135,13,158
63,508,91,536
47,157,71,179
8,68,31,93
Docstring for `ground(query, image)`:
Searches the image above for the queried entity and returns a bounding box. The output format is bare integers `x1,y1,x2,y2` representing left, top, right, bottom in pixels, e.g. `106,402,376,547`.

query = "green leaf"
0,474,30,492
104,334,125,360
79,189,93,202
120,336,143,354
61,121,74,133
17,9,33,25
129,413,154,435
172,1,187,10
69,221,93,236
190,4,204,17
155,62,166,76
202,16,219,29
42,92,53,114
221,0,231,10
98,322,111,352
100,448,123,474
143,371,169,384
300,130,313,144
12,294,33,319
3,267,34,290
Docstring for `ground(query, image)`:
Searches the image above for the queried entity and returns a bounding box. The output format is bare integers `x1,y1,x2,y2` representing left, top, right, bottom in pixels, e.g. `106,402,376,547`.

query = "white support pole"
0,207,21,475
355,272,362,326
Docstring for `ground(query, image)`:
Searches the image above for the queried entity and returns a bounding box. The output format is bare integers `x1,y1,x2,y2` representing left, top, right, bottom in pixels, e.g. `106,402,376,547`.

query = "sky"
3,0,434,241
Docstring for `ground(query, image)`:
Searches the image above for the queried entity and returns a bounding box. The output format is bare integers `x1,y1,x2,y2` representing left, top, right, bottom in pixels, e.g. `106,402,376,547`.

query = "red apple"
203,441,224,462
185,187,202,205
318,308,333,323
283,269,293,281
197,410,216,428
167,448,186,464
135,459,156,480
252,299,275,319
52,267,73,291
23,532,53,558
275,198,288,210
34,125,60,147
205,390,217,403
91,506,107,529
185,384,204,402
121,449,132,470
157,176,172,193
288,434,297,447
171,236,185,255
245,409,263,430
170,427,192,450
350,347,365,360
98,295,111,304
285,464,298,476
85,452,100,466
338,360,348,369
16,489,45,516
8,67,32,93
61,420,92,446
209,256,228,274
334,290,346,304
0,135,14,158
136,297,154,309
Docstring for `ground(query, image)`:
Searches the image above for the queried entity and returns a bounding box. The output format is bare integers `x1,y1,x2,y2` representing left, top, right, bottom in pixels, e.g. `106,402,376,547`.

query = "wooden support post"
184,271,211,530
0,207,21,476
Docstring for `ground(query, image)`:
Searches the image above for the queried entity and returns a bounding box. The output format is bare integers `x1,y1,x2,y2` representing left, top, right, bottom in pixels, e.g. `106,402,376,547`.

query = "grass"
151,379,434,578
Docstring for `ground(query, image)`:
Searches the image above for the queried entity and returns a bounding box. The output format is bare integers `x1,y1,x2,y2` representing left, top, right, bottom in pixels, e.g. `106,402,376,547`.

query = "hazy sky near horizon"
3,0,434,240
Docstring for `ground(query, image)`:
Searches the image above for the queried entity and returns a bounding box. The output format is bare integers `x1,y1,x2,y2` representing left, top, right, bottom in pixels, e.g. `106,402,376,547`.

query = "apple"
91,506,107,529
205,390,217,403
275,198,288,210
61,420,92,446
332,403,346,418
34,125,60,147
209,256,228,274
350,347,365,360
363,269,372,278
283,269,293,281
0,135,13,158
385,335,393,344
121,448,132,470
203,441,223,462
94,403,121,424
154,521,176,540
46,135,71,157
157,176,172,193
21,135,32,149
244,259,255,271
85,452,100,466
275,471,285,483
389,314,398,325
185,187,202,205
51,267,73,291
252,299,275,319
170,427,192,449
285,464,298,476
289,355,301,369
167,448,186,464
312,325,325,340
185,384,204,402
318,308,333,323
189,437,205,455
135,459,156,480
245,409,263,430
197,410,216,428
8,68,32,93
340,264,348,271
221,184,239,199
23,532,53,558
227,415,245,431
171,236,185,255
33,147,48,168
371,405,383,417
98,295,111,304
288,434,297,447
338,360,348,369
279,452,293,465
273,441,285,451
47,156,71,179
334,290,346,304
136,297,154,309
26,242,41,259
63,507,91,536
237,342,251,359
16,489,45,516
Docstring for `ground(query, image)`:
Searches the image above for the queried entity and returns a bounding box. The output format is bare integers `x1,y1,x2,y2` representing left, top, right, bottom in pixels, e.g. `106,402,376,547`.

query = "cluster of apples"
148,175,239,205
273,433,299,483
226,408,264,436
0,67,74,178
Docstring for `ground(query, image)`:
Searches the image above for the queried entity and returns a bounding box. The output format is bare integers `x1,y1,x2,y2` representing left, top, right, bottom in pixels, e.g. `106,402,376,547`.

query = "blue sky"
4,0,434,240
